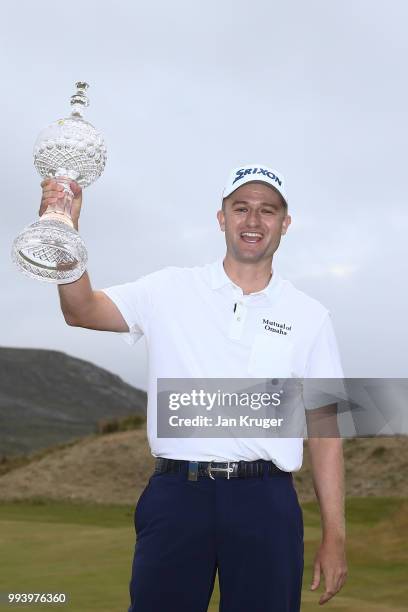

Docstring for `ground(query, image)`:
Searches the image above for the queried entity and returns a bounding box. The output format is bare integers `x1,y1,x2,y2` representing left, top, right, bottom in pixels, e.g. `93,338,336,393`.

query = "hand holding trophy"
11,82,107,284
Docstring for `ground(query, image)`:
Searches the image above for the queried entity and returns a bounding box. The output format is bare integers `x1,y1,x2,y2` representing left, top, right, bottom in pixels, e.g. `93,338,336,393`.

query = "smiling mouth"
240,232,263,243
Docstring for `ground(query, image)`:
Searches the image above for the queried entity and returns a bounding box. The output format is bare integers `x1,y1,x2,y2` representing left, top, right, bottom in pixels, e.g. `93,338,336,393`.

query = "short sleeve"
100,276,153,346
303,312,346,414
304,312,344,378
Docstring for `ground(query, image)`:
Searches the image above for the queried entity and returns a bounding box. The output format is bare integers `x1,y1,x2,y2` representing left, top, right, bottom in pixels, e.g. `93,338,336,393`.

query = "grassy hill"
0,347,146,457
0,426,407,504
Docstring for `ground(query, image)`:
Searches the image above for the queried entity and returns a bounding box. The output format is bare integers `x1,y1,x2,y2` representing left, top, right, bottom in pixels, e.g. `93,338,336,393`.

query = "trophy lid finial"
70,82,90,117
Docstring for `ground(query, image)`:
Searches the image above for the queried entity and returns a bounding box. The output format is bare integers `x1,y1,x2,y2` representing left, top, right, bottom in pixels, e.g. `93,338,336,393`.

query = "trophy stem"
41,177,75,228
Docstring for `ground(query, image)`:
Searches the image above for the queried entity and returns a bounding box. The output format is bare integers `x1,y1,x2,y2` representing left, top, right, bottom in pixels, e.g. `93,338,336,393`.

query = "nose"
246,209,261,227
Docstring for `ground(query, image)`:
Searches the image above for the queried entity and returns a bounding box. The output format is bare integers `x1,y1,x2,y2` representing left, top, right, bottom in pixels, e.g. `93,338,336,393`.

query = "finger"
41,187,64,200
40,195,63,209
310,563,321,590
41,191,64,201
41,179,63,190
39,197,61,215
70,181,82,196
40,178,56,188
319,570,341,605
319,588,337,605
42,182,63,191
334,570,348,593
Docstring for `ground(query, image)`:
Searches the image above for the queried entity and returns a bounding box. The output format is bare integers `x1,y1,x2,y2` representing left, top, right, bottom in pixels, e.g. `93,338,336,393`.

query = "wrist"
322,531,346,546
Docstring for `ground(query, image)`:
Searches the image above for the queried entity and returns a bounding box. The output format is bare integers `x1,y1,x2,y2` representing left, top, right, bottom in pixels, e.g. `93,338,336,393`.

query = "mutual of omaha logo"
263,318,292,336
232,167,282,186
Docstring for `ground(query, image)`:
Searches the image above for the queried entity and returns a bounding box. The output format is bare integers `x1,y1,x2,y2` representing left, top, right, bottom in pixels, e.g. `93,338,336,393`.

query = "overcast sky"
1,0,407,390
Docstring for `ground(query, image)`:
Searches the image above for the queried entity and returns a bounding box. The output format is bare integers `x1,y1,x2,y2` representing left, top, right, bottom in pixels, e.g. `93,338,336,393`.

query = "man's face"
217,182,291,264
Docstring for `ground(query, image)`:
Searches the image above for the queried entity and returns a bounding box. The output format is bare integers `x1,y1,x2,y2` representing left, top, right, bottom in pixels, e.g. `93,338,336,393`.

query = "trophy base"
11,218,88,284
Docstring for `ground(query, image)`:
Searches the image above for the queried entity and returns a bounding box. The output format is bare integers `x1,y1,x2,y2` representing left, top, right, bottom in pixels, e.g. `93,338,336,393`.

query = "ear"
217,209,225,232
281,214,292,236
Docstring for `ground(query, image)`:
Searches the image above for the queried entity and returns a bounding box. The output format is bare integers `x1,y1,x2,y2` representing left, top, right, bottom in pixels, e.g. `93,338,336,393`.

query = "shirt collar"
208,258,282,300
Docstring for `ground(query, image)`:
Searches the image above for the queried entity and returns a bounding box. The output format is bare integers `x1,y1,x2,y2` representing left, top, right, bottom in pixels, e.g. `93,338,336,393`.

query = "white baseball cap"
222,164,287,205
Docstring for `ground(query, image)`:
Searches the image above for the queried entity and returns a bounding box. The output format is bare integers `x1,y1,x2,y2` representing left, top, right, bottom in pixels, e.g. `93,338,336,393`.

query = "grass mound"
97,413,146,434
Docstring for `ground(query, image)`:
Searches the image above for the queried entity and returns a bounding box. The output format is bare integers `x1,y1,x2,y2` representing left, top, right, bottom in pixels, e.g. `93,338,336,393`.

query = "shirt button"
237,316,241,321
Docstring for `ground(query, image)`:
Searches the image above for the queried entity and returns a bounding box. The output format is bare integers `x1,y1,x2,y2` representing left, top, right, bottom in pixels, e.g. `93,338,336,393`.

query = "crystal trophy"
11,82,107,284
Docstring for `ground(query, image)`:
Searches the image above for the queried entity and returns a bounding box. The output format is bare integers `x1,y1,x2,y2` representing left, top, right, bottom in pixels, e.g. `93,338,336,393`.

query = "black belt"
154,457,289,481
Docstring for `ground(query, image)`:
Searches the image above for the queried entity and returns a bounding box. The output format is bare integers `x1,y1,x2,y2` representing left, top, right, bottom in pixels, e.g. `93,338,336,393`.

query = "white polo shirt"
101,259,344,471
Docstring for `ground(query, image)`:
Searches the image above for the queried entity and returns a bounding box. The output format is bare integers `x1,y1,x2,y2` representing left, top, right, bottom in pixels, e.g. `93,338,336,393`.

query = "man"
40,163,348,612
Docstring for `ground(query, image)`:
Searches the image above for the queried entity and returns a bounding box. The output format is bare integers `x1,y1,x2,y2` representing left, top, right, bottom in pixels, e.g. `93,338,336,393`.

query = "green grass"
0,498,406,611
0,498,134,528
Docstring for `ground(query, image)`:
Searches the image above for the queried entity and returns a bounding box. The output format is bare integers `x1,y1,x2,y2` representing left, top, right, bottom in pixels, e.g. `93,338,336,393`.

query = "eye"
262,208,275,214
235,207,248,213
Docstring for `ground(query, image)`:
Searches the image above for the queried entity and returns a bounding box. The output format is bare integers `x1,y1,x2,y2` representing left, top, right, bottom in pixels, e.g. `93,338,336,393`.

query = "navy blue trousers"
128,464,303,612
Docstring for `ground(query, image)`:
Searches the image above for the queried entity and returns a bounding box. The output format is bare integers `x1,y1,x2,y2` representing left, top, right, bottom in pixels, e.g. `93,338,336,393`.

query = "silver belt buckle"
207,460,234,480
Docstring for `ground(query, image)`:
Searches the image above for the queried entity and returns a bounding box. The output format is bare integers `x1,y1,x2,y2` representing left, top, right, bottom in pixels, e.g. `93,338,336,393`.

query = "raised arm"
39,179,128,332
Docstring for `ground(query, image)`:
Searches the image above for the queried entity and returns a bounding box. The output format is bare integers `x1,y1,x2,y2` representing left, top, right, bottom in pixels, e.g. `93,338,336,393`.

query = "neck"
223,254,273,295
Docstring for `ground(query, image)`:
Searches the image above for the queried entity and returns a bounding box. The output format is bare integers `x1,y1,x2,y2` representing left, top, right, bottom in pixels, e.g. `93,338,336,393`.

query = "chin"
234,250,267,263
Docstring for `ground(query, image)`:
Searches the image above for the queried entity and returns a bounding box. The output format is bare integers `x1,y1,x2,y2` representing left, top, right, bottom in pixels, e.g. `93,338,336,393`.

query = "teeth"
241,232,262,237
